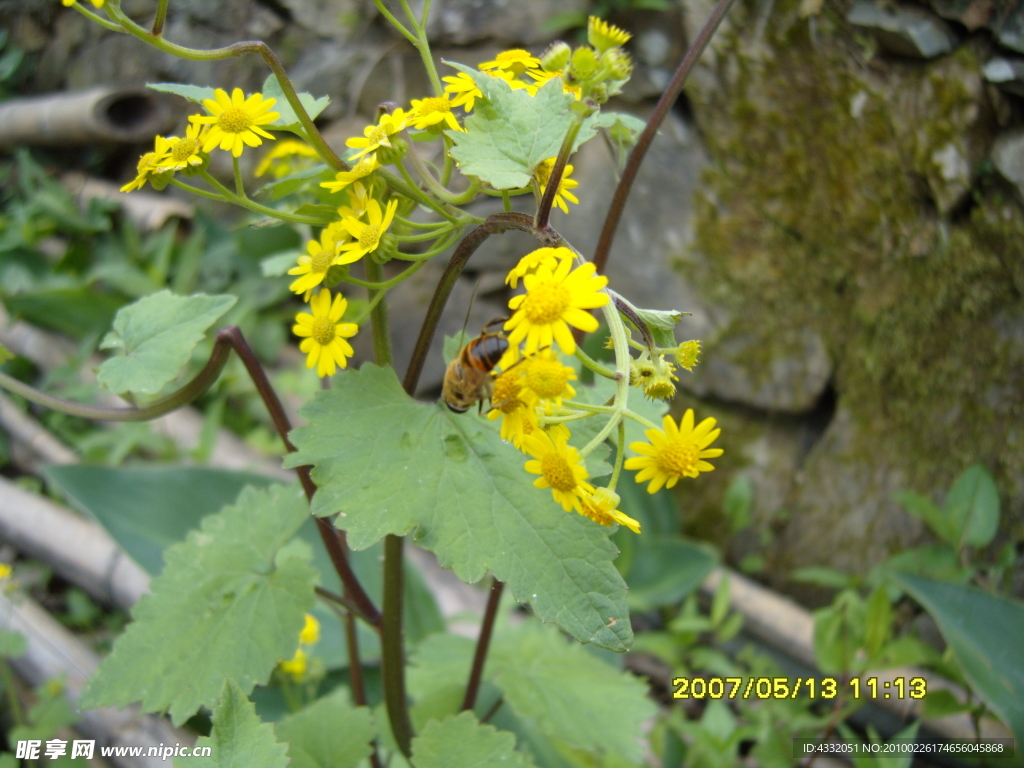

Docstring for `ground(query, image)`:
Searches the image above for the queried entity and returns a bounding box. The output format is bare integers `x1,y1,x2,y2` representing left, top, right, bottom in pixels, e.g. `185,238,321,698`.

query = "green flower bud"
323,263,350,287
567,46,598,83
375,137,409,166
370,232,399,264
600,48,634,81
541,41,572,72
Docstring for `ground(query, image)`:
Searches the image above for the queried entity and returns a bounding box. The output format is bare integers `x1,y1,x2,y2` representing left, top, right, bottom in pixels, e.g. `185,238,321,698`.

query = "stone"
995,1,1024,53
991,128,1024,201
927,0,993,29
847,1,959,59
277,0,361,39
983,56,1024,96
423,0,588,45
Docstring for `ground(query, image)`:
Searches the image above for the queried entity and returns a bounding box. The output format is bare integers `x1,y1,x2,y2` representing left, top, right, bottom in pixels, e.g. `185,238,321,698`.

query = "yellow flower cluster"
278,613,321,682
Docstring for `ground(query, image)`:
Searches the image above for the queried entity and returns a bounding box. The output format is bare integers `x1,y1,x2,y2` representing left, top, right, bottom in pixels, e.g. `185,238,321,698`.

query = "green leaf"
489,622,657,762
723,476,753,531
412,711,534,768
286,364,631,651
45,465,276,575
0,343,13,364
863,583,891,657
97,290,236,395
148,82,219,105
920,688,971,719
3,288,125,340
893,574,1024,747
256,165,331,202
80,485,318,725
0,630,26,658
183,679,290,768
943,464,1000,547
619,538,716,611
447,64,575,190
629,307,685,350
261,74,330,131
894,490,952,545
812,589,865,674
275,687,376,768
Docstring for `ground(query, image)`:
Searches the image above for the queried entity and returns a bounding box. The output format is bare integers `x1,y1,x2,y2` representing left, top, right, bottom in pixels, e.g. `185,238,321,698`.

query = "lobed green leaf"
182,679,290,768
148,82,218,105
275,688,376,768
286,364,632,651
80,485,317,724
411,711,534,768
261,75,330,132
97,290,236,395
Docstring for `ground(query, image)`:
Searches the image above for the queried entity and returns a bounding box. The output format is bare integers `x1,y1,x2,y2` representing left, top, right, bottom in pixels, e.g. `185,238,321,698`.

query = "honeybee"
442,318,509,413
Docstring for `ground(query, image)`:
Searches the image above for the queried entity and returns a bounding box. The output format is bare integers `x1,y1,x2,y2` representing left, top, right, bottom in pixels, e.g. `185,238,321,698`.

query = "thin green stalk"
579,295,632,458
535,114,584,230
393,214,451,230
197,171,328,225
168,177,228,203
341,259,427,290
69,2,123,32
352,280,393,325
370,0,419,44
608,420,626,492
364,260,393,368
395,228,452,243
501,191,512,212
398,142,462,204
232,155,245,197
0,658,24,727
392,230,461,261
151,0,169,36
574,347,619,380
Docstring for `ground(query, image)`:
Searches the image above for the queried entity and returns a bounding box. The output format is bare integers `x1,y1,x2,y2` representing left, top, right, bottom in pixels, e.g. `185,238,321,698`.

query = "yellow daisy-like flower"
534,158,580,214
279,648,308,681
487,368,539,449
588,16,632,53
299,613,320,645
321,154,380,194
293,290,358,378
443,72,484,111
522,350,577,410
345,109,408,161
336,198,398,263
578,487,641,533
120,138,172,192
525,69,582,100
336,181,372,221
157,122,206,172
190,88,279,158
505,258,609,356
642,357,679,401
255,139,319,178
505,246,574,289
409,95,465,132
523,429,593,512
0,564,12,580
674,340,702,371
625,410,724,493
479,49,542,74
288,230,343,300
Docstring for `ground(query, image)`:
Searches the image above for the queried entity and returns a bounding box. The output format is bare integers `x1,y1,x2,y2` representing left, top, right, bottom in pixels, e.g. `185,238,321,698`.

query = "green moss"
682,3,1024,564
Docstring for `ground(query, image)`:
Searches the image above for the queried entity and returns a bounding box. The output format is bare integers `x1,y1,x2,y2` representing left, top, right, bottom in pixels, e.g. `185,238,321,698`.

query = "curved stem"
168,177,229,203
591,0,739,273
370,0,419,44
535,115,584,231
574,347,619,380
341,259,427,291
198,171,329,225
394,214,451,230
393,229,461,262
151,0,169,36
232,155,245,197
608,420,626,492
461,578,504,712
69,3,123,32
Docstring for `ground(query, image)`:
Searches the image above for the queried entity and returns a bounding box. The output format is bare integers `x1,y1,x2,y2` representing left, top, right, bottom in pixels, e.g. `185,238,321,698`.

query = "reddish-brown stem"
591,0,739,273
215,327,381,628
461,578,504,712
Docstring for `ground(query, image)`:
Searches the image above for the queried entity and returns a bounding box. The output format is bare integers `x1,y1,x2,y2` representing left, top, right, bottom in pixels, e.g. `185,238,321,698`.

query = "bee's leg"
482,316,510,334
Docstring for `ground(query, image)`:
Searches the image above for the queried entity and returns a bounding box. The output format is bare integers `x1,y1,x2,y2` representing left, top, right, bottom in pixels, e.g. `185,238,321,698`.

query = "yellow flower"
443,72,483,111
120,137,172,192
625,410,724,493
345,109,408,161
279,648,308,681
505,258,609,355
190,88,279,158
479,49,542,75
579,487,641,533
62,0,105,6
487,368,539,449
157,122,206,172
674,340,701,371
288,230,343,300
522,429,593,513
409,95,464,132
522,350,576,410
255,139,319,178
525,69,582,99
293,290,358,378
642,357,678,401
505,246,574,289
336,181,372,220
299,613,320,645
588,16,632,53
336,198,398,263
0,564,12,580
321,154,380,194
534,158,580,214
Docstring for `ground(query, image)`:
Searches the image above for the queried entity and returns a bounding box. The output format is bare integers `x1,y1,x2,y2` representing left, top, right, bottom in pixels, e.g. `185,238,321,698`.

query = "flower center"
541,452,577,492
497,50,530,63
310,248,334,274
658,439,699,478
171,137,200,161
358,224,381,250
138,152,160,173
311,317,337,346
366,126,390,147
579,497,614,527
522,281,571,324
219,107,253,134
420,97,451,115
526,358,569,399
491,371,523,413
